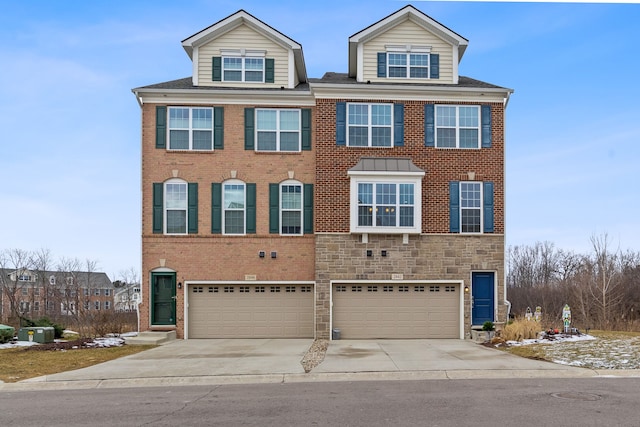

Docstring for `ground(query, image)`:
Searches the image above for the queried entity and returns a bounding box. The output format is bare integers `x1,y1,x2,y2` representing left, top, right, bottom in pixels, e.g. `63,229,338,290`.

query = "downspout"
503,88,513,324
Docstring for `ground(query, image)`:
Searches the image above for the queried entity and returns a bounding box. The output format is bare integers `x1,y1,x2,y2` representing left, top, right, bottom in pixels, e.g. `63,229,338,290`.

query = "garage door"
188,284,314,338
332,283,460,339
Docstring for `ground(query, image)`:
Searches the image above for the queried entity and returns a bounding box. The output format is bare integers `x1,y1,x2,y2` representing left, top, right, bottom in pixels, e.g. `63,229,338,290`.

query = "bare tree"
0,248,33,324
588,233,624,329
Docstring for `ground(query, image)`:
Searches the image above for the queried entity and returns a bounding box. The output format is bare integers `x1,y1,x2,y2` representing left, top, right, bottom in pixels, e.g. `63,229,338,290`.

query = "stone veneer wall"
314,233,505,339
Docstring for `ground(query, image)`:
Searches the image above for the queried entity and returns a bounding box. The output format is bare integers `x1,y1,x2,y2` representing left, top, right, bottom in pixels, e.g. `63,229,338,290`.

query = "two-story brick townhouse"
133,10,316,339
311,5,512,340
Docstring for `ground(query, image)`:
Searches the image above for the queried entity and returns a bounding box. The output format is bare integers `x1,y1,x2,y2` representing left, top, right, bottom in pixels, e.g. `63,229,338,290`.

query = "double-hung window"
223,56,264,82
223,182,245,235
460,182,482,233
281,183,302,235
165,180,187,234
450,181,494,234
348,103,392,147
388,52,429,78
256,109,301,152
168,107,213,150
436,106,480,148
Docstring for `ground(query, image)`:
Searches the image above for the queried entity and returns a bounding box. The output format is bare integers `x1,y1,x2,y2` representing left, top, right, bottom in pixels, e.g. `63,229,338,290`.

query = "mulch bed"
22,338,95,351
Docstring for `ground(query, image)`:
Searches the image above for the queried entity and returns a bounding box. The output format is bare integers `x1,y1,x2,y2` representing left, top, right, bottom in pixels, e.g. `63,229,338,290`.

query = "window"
83,288,90,296
95,288,101,296
153,180,198,235
105,301,111,310
165,180,187,234
49,276,55,285
348,159,424,234
281,183,302,235
388,52,429,78
357,182,415,228
269,182,312,235
347,103,392,147
223,56,264,82
168,107,213,150
19,301,29,312
223,181,245,234
435,106,480,149
460,182,482,233
450,181,494,234
104,289,111,296
34,301,40,312
95,301,100,310
18,274,33,282
256,109,301,152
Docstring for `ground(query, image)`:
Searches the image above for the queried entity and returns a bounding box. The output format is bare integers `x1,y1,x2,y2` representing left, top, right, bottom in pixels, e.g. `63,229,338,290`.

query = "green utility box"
0,324,15,343
18,326,55,344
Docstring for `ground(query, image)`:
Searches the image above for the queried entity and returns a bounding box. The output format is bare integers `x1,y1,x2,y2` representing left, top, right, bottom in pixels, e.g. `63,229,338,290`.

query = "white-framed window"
349,175,423,234
460,181,482,233
223,56,264,82
21,287,28,296
94,288,101,296
34,301,40,312
165,179,188,234
18,274,33,282
436,105,480,149
281,181,303,235
19,301,29,312
94,301,100,310
49,275,56,285
256,109,301,152
347,103,393,147
223,181,245,235
104,289,111,296
388,52,429,78
105,301,111,310
84,301,90,310
168,107,213,151
83,288,89,296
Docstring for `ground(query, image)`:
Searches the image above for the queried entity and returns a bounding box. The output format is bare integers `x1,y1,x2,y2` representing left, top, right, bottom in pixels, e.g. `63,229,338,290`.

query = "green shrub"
482,321,495,331
0,324,16,343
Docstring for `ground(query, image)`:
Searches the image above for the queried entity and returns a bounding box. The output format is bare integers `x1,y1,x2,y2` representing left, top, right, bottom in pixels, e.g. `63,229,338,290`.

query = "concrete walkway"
2,339,639,391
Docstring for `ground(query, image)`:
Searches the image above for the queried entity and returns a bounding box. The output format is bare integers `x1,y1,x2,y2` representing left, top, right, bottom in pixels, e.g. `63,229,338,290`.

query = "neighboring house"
0,268,115,322
133,5,512,340
114,283,141,312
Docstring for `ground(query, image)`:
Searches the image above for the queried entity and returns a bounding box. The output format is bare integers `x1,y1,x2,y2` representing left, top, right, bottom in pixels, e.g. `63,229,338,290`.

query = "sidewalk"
2,339,639,391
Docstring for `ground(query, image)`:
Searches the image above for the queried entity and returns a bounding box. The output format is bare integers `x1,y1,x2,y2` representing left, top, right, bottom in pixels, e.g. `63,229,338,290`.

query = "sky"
1,0,639,277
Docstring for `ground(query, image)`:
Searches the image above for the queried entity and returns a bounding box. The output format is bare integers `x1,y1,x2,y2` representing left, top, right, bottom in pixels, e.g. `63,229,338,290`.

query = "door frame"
150,270,177,326
471,271,496,326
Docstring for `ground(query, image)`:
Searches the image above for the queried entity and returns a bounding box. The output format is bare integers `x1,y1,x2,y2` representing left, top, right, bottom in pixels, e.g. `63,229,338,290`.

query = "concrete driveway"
4,338,611,391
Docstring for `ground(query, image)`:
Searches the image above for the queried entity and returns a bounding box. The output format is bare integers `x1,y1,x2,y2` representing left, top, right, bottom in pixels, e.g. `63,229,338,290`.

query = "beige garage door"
188,284,314,338
332,283,460,339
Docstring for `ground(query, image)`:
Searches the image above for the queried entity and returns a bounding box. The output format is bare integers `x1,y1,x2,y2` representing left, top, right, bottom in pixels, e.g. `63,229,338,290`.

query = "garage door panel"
333,283,460,339
189,284,313,338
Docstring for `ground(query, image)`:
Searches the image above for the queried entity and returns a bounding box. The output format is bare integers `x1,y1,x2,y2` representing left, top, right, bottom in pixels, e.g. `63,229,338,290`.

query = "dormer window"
213,49,274,84
378,46,439,80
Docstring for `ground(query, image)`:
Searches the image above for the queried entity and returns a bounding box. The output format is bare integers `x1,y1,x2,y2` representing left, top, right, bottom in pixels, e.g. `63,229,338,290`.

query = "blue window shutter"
483,181,494,233
424,104,435,147
212,57,222,81
301,109,312,151
156,106,166,149
481,105,492,148
244,108,255,150
449,181,460,233
430,54,439,79
303,184,313,234
393,103,404,147
265,59,275,83
269,183,279,234
152,183,163,234
211,183,222,234
213,107,224,149
187,183,198,234
377,52,387,77
336,102,346,146
246,183,256,234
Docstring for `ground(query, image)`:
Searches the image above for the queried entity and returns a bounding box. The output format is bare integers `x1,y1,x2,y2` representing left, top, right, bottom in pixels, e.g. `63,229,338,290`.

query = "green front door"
151,273,176,325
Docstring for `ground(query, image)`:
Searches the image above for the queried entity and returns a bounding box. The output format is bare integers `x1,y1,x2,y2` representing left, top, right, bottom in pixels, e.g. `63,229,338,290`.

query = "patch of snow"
0,340,40,350
507,334,596,347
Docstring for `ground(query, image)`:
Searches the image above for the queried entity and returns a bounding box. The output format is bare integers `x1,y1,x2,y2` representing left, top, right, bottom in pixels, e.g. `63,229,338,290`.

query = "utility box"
18,327,55,344
332,328,341,340
0,324,15,343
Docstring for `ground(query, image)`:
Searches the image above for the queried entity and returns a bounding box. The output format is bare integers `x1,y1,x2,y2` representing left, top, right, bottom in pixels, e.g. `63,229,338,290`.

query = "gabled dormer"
181,9,307,89
348,5,468,84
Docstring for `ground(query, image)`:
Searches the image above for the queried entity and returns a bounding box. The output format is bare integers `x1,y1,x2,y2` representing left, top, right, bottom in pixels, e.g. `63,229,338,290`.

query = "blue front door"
472,272,494,325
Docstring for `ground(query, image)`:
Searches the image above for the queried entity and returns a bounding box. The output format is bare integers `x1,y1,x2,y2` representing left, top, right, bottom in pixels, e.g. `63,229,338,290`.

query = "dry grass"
0,344,155,383
502,319,542,342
